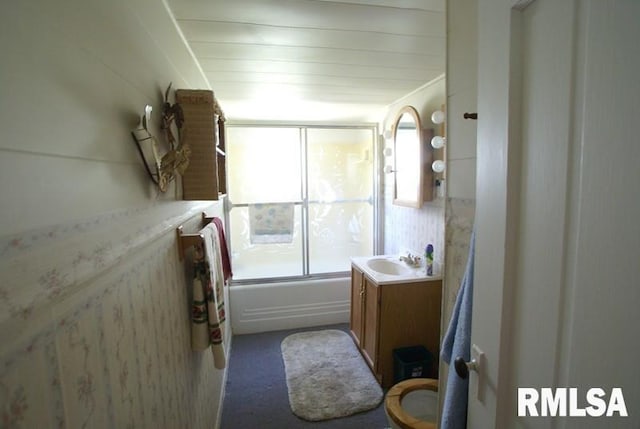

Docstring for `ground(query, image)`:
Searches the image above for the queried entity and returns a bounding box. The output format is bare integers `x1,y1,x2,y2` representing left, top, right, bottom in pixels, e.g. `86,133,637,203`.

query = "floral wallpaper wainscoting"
0,202,227,428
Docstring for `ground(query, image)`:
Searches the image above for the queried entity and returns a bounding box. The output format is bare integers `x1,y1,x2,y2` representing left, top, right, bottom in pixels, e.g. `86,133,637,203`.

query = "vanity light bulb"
432,160,445,173
383,129,393,140
383,147,393,157
431,136,445,149
431,110,445,125
383,165,394,174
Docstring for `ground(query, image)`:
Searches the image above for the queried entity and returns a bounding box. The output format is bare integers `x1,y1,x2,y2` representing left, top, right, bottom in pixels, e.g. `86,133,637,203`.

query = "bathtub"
228,277,351,334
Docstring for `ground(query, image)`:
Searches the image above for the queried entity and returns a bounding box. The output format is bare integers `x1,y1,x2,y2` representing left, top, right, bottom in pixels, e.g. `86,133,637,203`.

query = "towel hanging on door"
191,223,226,369
249,203,294,244
440,228,475,429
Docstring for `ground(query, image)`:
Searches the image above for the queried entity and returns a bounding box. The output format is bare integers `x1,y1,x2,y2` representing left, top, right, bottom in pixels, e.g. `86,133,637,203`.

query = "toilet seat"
385,378,439,429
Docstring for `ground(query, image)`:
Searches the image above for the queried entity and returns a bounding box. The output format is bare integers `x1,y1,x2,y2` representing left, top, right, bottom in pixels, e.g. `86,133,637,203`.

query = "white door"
471,0,640,427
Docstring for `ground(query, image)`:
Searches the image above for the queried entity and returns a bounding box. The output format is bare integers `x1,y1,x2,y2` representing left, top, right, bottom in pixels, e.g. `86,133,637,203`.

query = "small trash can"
393,345,433,384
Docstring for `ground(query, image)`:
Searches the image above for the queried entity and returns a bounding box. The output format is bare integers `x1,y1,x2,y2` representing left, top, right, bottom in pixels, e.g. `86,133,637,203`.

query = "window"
226,125,377,281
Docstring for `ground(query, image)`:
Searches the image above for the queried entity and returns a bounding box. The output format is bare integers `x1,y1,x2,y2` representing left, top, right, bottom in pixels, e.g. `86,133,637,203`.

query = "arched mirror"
392,106,433,207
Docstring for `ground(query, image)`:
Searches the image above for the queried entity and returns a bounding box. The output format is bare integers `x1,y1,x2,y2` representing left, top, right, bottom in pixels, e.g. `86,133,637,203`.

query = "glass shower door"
306,128,374,274
226,125,375,281
226,126,304,279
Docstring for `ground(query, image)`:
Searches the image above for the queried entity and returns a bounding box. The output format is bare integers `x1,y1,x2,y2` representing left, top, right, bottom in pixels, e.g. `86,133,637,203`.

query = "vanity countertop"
351,254,442,285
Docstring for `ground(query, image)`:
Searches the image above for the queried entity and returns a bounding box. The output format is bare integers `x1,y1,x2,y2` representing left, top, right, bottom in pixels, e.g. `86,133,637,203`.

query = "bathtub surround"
281,329,383,421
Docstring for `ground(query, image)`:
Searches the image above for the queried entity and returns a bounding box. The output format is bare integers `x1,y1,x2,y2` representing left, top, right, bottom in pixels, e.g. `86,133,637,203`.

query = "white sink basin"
366,258,412,276
351,255,441,285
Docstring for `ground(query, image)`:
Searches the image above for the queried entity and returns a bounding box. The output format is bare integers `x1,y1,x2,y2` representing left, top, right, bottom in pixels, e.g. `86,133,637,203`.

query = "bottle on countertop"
425,244,434,276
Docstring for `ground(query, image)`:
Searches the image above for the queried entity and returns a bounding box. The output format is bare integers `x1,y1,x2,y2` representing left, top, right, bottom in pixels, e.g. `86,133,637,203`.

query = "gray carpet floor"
220,323,390,428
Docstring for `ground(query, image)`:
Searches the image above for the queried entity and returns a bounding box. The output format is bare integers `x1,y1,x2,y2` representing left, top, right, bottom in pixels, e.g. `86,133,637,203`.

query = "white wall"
443,0,478,320
0,0,229,427
0,0,209,235
437,0,478,423
446,0,478,202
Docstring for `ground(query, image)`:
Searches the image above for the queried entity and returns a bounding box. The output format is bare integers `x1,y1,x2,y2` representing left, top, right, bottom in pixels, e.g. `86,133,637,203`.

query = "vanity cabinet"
350,266,365,349
350,264,442,388
351,266,380,369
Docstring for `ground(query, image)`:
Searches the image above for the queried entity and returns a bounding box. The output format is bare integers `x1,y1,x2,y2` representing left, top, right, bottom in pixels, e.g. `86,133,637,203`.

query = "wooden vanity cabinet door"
362,277,380,374
377,280,442,387
349,265,364,349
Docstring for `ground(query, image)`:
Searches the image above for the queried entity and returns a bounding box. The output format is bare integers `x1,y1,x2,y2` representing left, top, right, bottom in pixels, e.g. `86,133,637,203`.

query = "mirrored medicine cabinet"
392,106,434,208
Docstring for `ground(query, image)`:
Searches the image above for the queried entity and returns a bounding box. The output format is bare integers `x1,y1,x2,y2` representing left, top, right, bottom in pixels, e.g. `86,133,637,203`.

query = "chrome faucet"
399,253,421,267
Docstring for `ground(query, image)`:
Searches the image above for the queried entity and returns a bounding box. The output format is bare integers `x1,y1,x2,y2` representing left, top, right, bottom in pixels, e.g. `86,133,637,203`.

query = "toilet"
385,378,439,429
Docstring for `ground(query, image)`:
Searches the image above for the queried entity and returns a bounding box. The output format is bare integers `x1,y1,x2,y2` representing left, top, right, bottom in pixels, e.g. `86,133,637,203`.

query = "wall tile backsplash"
383,196,445,270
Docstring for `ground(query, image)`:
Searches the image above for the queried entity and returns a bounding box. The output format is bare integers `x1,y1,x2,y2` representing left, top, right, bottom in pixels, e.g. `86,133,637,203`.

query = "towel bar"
176,213,215,260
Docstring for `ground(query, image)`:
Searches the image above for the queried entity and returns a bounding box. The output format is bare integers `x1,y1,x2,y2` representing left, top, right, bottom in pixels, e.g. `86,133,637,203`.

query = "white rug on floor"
281,329,383,421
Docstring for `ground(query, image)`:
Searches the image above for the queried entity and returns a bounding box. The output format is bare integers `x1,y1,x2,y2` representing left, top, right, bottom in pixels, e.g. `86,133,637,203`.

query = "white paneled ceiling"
167,0,445,121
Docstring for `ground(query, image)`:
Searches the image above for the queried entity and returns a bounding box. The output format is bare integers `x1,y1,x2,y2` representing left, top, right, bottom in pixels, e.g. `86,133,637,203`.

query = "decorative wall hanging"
131,83,191,192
